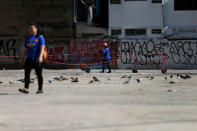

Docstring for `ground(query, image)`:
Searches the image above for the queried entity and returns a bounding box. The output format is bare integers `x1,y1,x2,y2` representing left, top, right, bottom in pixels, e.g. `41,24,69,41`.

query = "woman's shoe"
36,90,43,94
18,88,29,94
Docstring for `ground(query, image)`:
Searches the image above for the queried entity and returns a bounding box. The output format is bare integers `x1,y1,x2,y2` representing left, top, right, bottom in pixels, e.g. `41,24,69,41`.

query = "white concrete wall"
109,0,163,28
109,0,197,38
165,0,197,27
109,0,163,38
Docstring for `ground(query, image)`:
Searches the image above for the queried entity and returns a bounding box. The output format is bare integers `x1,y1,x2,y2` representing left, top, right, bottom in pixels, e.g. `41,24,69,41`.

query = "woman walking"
18,24,45,94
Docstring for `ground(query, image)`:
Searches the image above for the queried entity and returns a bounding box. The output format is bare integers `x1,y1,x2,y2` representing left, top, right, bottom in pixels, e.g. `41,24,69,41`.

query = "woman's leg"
107,61,111,73
24,59,32,89
102,60,106,72
35,61,43,91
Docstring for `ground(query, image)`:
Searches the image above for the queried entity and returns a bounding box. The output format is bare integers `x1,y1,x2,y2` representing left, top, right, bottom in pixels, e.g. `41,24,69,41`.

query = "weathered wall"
1,38,197,70
0,0,74,37
0,38,120,69
0,0,74,68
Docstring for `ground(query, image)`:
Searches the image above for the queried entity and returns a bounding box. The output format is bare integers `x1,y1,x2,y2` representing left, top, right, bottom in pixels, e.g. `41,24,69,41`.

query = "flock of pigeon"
121,73,192,85
0,73,192,86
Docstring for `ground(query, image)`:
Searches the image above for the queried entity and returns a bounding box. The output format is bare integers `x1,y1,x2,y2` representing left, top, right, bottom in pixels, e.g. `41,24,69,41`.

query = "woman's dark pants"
24,59,43,91
102,60,111,72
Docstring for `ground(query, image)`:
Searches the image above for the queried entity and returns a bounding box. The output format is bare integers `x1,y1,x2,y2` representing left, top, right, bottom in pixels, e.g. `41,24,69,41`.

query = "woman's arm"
39,46,45,63
20,48,27,64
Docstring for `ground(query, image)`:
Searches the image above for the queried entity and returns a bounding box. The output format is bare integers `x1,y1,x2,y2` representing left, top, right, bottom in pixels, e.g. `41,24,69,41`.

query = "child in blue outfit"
18,24,45,94
99,42,111,73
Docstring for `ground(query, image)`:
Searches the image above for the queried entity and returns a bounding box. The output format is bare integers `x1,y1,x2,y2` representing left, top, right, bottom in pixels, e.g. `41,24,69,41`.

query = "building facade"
109,0,197,39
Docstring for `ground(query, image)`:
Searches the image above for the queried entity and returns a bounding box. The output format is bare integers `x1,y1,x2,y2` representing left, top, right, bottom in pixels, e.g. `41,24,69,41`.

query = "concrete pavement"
0,69,197,131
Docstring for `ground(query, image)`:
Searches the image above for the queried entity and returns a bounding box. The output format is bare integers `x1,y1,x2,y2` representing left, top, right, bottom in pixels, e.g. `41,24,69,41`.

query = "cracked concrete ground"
0,69,197,131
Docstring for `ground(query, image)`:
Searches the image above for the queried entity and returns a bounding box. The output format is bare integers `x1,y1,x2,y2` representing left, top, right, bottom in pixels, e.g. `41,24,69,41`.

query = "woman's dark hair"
29,23,41,37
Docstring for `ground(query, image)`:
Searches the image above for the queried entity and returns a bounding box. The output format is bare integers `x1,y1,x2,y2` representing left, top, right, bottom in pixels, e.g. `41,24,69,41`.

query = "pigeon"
121,75,127,78
30,79,34,83
0,81,3,84
88,79,95,84
167,89,173,92
17,79,25,83
127,75,132,79
31,78,35,81
170,80,176,84
136,78,141,83
54,77,62,81
177,73,180,77
71,77,79,83
165,77,167,80
123,79,131,84
70,77,75,81
186,74,191,79
9,81,14,85
180,74,188,79
108,78,111,81
93,76,100,82
48,80,54,83
60,76,68,81
149,76,154,80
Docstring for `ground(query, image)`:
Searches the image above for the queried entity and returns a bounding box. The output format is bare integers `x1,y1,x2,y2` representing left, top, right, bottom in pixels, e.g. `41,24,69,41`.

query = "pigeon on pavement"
48,80,54,83
123,78,131,84
127,75,132,79
9,81,14,85
180,74,190,79
170,80,176,84
93,76,100,82
54,77,62,81
17,79,25,83
186,74,191,79
136,78,141,83
121,75,127,78
60,76,68,81
149,76,154,80
88,79,95,84
71,77,79,83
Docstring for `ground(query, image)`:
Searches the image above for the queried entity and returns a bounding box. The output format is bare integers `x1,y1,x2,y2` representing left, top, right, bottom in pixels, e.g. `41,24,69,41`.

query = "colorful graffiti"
47,40,120,67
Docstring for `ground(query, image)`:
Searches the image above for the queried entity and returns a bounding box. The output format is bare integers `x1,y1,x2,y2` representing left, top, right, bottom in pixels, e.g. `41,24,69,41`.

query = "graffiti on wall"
0,39,19,60
47,46,65,63
68,40,119,66
120,40,197,66
47,39,120,67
